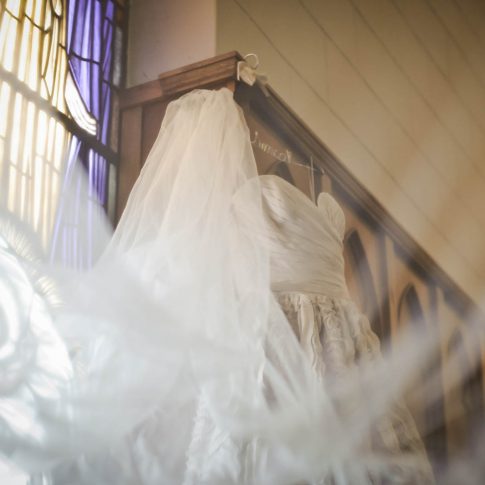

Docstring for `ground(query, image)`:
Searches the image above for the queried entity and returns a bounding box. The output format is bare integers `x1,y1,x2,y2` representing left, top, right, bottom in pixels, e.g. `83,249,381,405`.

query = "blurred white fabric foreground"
0,88,479,484
0,459,28,485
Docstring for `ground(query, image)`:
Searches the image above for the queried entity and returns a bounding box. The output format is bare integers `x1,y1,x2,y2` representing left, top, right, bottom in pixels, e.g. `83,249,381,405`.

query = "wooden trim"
116,106,142,221
158,51,242,95
120,51,242,109
119,79,164,110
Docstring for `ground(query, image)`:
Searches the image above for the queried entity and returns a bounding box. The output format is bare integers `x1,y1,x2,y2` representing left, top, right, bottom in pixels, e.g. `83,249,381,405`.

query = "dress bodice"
256,175,349,300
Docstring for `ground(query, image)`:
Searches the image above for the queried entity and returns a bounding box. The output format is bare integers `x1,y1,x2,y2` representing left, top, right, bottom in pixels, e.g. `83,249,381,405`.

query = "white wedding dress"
182,175,433,484
0,88,433,484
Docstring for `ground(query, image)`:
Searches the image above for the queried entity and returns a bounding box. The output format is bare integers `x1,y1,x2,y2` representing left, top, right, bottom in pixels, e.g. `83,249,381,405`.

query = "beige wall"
127,0,216,87
216,0,485,309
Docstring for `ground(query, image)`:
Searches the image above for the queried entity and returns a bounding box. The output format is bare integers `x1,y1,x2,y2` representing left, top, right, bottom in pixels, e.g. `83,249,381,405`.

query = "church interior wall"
215,0,485,310
127,0,217,87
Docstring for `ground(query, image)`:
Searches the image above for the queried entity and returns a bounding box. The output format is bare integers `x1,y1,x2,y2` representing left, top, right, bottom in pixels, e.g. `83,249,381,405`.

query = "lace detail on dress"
275,291,434,484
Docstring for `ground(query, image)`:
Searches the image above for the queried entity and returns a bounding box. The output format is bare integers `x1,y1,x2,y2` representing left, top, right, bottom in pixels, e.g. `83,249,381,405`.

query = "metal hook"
237,53,261,86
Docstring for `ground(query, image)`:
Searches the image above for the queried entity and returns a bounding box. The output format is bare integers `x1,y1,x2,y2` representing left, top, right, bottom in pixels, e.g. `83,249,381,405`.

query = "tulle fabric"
0,88,436,484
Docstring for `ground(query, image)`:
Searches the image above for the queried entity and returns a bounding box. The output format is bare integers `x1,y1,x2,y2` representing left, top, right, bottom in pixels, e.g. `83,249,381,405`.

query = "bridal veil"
0,88,438,483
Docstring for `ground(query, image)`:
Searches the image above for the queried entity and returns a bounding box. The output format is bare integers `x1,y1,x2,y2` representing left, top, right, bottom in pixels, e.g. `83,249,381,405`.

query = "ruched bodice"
257,175,349,299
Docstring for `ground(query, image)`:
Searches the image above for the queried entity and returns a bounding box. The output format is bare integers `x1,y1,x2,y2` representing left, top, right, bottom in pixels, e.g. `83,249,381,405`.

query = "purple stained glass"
51,0,119,267
67,0,116,133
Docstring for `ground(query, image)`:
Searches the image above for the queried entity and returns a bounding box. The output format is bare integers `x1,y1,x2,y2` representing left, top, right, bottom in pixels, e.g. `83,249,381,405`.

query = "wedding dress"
0,88,434,484
244,175,433,483
182,174,434,484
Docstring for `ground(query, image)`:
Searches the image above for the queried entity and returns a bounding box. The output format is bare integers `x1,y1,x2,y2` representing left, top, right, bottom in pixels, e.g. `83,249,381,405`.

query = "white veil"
0,88,319,483
0,87,477,483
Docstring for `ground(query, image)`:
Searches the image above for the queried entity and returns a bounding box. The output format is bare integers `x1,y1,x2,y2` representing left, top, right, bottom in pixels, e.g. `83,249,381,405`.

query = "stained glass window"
0,0,126,266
